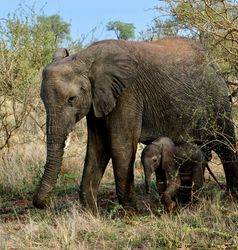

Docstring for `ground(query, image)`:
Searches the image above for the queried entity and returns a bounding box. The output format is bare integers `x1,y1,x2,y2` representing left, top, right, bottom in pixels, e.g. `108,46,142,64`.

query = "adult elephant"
33,37,238,211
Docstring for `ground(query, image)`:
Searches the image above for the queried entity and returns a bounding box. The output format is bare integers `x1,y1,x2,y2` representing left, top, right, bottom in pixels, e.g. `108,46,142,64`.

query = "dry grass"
1,112,238,249
1,192,238,249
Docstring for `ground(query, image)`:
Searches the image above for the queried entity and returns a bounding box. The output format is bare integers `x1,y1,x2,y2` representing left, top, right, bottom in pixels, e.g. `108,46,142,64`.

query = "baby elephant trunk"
145,169,152,194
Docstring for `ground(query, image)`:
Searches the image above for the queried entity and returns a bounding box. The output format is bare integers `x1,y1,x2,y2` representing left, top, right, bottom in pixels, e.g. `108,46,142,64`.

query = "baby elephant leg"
163,175,181,212
158,138,180,212
192,152,206,192
183,147,206,203
176,143,206,203
155,168,167,194
155,168,180,212
192,163,205,191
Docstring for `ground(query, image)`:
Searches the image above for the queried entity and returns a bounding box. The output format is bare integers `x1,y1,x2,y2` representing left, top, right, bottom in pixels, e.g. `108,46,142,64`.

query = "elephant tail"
205,163,226,190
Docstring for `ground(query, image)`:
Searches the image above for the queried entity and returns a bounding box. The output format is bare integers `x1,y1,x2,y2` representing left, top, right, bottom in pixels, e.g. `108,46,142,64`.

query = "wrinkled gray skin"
33,38,238,212
141,137,206,212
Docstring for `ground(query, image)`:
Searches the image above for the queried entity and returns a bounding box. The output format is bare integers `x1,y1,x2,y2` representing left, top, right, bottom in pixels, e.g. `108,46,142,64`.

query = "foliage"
0,7,74,150
153,0,238,98
139,19,180,41
106,20,135,40
37,14,71,45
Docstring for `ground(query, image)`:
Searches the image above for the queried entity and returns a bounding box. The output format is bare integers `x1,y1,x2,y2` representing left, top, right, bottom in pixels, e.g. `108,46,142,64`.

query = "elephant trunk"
33,114,66,208
144,168,152,194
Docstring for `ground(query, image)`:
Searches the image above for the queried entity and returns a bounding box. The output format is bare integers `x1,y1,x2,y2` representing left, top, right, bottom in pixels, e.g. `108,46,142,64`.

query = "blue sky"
0,0,160,43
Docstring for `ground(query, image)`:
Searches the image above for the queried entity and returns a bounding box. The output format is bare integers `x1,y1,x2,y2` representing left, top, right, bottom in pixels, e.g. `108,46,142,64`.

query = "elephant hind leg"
213,143,238,194
213,116,238,194
178,180,193,204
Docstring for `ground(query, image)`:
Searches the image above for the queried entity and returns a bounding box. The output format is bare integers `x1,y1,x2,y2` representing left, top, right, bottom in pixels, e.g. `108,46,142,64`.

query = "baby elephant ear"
89,48,138,117
52,48,69,61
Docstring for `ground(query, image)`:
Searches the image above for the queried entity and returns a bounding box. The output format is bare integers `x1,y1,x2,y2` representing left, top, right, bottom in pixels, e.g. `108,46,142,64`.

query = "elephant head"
33,43,138,208
141,143,163,194
141,137,176,194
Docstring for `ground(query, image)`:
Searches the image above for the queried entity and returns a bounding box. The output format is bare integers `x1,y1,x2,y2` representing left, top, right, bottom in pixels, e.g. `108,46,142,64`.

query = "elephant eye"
152,156,157,163
68,96,78,106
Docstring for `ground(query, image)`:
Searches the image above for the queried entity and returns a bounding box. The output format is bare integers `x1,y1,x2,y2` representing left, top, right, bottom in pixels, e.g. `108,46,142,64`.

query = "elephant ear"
52,48,69,62
89,50,138,117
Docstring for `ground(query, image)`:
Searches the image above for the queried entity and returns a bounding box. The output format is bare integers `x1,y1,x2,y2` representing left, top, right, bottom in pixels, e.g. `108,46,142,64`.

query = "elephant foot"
226,188,238,200
162,193,177,213
164,200,176,213
79,190,99,215
117,193,137,210
108,204,142,219
32,194,49,209
120,209,143,218
120,201,137,210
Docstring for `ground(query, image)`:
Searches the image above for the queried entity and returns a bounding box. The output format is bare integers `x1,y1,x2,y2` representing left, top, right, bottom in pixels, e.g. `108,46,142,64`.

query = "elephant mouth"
66,124,76,135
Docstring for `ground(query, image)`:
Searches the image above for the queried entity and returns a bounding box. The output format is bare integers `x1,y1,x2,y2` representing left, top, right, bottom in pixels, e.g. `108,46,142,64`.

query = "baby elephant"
141,137,206,212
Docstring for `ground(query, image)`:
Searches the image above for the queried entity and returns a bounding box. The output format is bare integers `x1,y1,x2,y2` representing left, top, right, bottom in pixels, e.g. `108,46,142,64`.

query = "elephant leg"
106,95,142,209
192,162,205,191
110,137,138,209
190,160,205,204
162,163,181,212
155,168,167,194
212,118,238,194
80,114,111,213
213,144,238,193
193,163,204,191
163,175,181,212
178,179,192,204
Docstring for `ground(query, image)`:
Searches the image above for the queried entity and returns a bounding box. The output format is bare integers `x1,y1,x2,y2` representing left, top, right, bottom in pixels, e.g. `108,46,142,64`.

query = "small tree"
37,14,71,46
139,19,180,41
0,8,73,150
106,21,135,40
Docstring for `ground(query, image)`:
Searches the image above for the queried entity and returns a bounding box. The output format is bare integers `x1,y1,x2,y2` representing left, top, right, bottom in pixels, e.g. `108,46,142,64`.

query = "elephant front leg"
163,176,181,212
155,168,167,194
162,165,181,212
111,138,138,209
80,114,111,214
155,168,178,212
108,95,142,210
